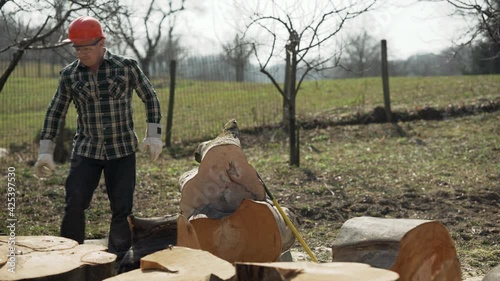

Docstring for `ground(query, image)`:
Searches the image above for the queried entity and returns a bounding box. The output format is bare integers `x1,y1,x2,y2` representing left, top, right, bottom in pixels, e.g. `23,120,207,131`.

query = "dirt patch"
300,96,499,128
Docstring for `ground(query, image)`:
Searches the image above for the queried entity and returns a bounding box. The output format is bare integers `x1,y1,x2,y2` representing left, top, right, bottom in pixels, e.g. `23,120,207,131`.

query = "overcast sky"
180,0,474,60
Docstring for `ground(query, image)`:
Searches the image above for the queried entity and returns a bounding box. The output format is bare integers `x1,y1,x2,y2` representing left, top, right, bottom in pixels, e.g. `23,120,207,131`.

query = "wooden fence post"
381,40,392,123
165,60,176,148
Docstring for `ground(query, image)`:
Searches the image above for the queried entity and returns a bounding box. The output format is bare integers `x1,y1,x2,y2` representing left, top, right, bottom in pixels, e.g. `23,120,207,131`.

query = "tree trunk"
283,35,300,166
331,216,461,281
236,63,244,82
0,236,116,281
0,49,25,93
288,45,299,166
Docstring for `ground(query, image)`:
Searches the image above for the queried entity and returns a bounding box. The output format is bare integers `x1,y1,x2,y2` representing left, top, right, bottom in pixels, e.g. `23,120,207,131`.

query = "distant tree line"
1,33,498,83
322,30,500,79
1,1,499,88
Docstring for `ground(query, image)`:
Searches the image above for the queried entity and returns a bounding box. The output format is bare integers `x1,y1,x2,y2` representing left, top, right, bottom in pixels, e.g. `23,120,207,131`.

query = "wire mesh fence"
3,50,499,157
0,54,284,156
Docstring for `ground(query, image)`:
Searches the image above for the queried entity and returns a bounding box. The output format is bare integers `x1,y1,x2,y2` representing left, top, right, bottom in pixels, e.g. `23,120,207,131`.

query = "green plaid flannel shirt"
40,50,162,160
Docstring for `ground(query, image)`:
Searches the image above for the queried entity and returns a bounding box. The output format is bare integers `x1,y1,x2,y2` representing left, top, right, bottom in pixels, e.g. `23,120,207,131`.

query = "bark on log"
331,216,461,281
0,236,116,281
119,214,178,273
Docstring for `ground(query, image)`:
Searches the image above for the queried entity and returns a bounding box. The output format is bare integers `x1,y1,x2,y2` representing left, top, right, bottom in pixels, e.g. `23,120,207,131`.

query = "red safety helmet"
63,16,105,43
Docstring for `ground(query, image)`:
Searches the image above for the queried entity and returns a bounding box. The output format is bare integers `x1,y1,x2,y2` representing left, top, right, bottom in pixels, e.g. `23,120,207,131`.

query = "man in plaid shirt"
34,16,163,262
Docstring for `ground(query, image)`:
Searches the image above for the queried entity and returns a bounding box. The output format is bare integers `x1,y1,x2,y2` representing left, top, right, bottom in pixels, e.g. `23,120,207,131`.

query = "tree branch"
260,67,285,98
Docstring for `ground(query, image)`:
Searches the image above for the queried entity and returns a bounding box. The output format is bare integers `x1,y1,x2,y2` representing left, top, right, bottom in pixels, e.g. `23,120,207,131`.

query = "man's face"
72,38,104,68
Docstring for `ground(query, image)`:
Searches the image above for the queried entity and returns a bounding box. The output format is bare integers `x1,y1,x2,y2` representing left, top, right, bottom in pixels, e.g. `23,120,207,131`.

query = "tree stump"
331,216,461,281
0,236,115,281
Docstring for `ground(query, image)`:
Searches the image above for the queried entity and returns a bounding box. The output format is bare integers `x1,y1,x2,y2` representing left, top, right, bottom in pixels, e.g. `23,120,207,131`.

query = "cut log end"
332,216,462,281
180,120,266,220
177,199,283,263
0,236,116,281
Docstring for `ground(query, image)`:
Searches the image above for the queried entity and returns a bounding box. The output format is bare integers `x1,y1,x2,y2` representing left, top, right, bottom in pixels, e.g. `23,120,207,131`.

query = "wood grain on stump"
0,236,115,281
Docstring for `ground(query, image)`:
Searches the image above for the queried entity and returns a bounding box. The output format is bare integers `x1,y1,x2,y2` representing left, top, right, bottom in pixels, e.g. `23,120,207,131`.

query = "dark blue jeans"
60,153,136,259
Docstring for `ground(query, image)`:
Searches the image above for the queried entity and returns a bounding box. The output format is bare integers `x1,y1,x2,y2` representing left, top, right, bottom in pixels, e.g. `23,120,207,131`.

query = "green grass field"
1,74,499,149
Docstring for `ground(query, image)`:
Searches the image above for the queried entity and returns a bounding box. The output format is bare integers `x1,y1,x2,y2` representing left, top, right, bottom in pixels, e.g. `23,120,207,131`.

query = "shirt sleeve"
130,60,162,124
40,76,72,141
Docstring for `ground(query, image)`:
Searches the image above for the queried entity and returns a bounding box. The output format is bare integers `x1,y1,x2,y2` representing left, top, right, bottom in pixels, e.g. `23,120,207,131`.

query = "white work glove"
140,123,163,161
34,140,56,178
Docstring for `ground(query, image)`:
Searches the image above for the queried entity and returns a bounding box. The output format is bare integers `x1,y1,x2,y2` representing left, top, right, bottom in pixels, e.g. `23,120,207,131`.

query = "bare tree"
0,0,72,92
340,30,381,78
0,0,122,92
105,0,186,77
222,34,253,82
242,0,376,166
0,0,13,11
419,0,500,74
153,13,187,76
422,0,500,47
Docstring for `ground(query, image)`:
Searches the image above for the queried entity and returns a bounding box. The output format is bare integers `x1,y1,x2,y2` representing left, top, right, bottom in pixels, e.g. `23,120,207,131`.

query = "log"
179,119,266,219
119,214,178,273
104,246,399,281
117,120,296,271
178,119,296,262
128,214,178,244
228,261,399,281
177,199,283,263
331,216,461,281
104,246,235,281
176,215,201,250
0,235,116,281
